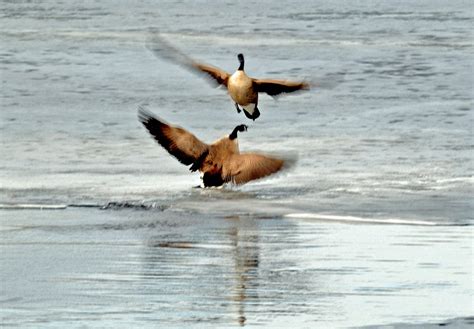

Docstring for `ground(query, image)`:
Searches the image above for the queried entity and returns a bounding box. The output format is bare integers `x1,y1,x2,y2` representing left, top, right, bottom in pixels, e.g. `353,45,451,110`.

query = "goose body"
138,108,286,187
227,70,258,117
147,35,309,121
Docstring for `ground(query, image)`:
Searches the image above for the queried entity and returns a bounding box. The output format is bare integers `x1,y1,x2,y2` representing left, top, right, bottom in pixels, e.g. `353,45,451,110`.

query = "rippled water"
1,0,473,327
1,208,472,328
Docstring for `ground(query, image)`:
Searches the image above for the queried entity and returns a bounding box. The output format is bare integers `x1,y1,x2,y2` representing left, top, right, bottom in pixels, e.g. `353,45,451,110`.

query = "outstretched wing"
193,62,230,87
222,153,285,184
138,107,208,166
253,78,310,96
147,31,230,87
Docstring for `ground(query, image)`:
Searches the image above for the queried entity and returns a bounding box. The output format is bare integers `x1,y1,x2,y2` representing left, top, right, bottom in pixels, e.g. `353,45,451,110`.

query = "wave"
1,203,467,227
2,29,471,49
0,202,168,211
285,213,446,226
0,204,68,210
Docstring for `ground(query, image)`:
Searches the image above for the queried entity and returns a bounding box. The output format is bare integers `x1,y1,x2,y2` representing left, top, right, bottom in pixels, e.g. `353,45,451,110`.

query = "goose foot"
243,107,260,121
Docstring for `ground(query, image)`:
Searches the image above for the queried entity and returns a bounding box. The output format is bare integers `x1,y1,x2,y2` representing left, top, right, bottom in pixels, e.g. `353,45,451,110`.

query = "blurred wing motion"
253,79,310,97
138,107,208,166
146,30,230,87
146,30,193,68
309,72,346,90
223,153,285,184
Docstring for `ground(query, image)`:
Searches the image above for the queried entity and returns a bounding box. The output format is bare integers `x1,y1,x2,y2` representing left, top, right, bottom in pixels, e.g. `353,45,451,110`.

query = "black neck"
237,54,244,71
229,127,239,140
229,124,247,140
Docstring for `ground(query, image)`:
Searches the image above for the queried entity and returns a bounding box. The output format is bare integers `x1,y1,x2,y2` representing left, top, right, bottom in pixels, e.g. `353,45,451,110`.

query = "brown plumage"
138,107,286,187
147,34,310,121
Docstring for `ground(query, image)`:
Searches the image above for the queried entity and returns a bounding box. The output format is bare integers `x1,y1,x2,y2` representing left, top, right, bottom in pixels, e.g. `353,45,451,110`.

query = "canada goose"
138,107,287,187
147,34,310,121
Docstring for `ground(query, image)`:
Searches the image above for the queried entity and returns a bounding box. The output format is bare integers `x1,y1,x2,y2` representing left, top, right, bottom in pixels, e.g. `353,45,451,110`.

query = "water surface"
1,0,472,327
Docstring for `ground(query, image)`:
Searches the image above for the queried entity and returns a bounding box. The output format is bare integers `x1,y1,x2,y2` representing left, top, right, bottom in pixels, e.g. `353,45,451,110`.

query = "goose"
138,107,287,187
147,34,310,121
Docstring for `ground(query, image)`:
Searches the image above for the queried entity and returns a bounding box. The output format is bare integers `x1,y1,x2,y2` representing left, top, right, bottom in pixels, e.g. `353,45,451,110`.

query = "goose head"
237,53,245,71
229,124,248,140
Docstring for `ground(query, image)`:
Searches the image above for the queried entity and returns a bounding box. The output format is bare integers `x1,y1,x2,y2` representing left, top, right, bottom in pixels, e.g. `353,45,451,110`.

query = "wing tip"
137,105,167,127
137,105,152,123
280,151,298,170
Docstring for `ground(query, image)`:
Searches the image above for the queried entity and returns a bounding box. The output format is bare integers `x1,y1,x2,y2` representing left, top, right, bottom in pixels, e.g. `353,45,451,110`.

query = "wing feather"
193,62,230,87
253,78,310,96
223,153,284,184
138,108,208,166
147,31,229,87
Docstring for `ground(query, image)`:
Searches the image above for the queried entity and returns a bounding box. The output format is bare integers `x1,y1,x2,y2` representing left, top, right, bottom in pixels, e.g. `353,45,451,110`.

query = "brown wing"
253,78,310,96
222,153,284,185
138,107,208,166
146,31,229,87
192,62,230,87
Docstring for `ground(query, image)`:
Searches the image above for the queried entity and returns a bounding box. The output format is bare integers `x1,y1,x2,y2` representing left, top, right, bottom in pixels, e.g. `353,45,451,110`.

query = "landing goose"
138,108,286,187
147,34,310,121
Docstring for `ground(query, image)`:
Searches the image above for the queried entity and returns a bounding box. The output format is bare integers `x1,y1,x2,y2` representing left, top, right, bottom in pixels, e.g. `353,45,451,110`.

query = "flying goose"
138,107,287,187
147,34,310,121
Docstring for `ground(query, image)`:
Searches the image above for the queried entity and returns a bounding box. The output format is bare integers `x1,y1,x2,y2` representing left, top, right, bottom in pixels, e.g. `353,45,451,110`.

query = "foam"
285,213,439,226
0,204,68,210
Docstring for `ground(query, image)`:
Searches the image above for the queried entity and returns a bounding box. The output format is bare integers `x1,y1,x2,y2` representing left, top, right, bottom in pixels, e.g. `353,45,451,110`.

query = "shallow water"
1,0,473,327
1,208,472,328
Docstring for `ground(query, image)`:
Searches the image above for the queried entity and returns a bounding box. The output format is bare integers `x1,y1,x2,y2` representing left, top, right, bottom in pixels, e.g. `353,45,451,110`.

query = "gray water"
1,0,473,328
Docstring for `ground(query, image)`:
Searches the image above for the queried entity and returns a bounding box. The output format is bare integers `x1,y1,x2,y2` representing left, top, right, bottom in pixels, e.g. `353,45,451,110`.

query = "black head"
229,124,248,140
237,53,244,70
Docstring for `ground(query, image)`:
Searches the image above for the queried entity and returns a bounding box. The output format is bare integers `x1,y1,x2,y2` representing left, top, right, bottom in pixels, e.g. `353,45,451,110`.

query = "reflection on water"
141,215,261,327
0,208,472,328
227,217,259,326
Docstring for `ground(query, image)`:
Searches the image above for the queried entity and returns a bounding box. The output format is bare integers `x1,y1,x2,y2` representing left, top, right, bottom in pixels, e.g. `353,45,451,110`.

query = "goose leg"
235,103,241,113
252,107,260,121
